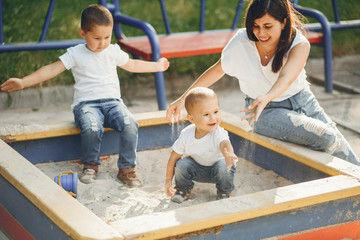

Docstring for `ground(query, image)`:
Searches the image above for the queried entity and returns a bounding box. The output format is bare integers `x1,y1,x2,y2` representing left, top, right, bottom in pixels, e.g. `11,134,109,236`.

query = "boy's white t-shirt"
221,28,310,101
59,44,129,109
172,124,230,166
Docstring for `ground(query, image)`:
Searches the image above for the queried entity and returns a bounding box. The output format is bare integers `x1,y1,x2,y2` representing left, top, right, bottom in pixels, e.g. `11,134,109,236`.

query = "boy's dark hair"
81,4,113,32
185,87,218,115
245,0,305,73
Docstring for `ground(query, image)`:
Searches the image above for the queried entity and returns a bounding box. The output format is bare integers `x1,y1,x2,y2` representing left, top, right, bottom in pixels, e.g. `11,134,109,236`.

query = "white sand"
1,88,292,224
36,147,292,224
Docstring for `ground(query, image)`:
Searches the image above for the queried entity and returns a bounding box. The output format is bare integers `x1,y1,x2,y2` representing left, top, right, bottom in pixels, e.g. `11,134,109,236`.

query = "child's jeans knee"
174,158,196,191
174,157,235,193
212,160,235,193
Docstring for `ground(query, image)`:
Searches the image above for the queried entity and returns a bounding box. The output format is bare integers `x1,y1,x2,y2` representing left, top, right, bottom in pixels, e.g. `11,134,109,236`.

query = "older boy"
1,4,169,187
165,87,237,203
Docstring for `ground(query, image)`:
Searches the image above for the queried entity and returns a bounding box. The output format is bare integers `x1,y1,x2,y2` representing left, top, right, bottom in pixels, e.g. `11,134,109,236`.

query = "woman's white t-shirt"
172,124,230,166
59,44,129,109
221,28,310,101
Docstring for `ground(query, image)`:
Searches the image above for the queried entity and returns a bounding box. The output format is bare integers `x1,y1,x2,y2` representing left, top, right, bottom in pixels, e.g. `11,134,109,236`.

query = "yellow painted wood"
109,175,360,240
0,140,124,240
0,111,170,143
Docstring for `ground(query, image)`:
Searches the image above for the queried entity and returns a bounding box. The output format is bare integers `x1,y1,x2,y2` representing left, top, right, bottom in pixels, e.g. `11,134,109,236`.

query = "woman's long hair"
245,0,306,73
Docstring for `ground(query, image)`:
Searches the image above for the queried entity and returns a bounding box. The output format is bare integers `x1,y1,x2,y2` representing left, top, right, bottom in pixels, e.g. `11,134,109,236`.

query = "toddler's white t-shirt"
172,124,230,166
59,44,129,109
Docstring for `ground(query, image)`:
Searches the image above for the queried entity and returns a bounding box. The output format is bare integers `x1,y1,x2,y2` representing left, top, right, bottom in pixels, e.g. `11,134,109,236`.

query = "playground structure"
1,111,360,239
1,0,360,110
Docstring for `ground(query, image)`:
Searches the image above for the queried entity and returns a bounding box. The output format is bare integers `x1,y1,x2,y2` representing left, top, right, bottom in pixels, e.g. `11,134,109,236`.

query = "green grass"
1,0,360,87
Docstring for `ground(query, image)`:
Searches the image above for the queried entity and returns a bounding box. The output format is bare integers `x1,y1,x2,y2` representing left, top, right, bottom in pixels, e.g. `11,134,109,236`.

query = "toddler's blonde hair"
185,87,218,114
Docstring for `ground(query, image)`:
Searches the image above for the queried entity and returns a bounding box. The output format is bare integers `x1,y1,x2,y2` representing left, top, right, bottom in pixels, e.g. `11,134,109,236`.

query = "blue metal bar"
113,13,167,110
39,0,56,42
112,13,161,61
231,0,244,30
99,1,115,14
113,0,120,12
331,0,340,23
100,0,121,39
0,39,85,53
159,0,171,35
305,20,360,31
199,0,205,32
0,0,3,44
111,0,120,15
295,5,333,93
110,0,123,40
98,0,107,7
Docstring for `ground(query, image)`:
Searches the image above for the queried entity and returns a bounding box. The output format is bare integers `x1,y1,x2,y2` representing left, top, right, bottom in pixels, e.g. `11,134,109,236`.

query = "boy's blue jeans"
174,157,235,193
246,86,359,165
73,98,138,169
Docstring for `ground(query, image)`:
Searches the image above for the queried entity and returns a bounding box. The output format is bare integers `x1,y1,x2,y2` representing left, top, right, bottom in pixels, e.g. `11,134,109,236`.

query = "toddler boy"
165,87,237,203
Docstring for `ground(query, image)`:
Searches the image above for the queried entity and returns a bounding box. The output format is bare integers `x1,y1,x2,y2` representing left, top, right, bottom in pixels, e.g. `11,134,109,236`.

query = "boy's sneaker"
79,164,98,184
217,190,232,200
171,188,191,203
117,168,142,188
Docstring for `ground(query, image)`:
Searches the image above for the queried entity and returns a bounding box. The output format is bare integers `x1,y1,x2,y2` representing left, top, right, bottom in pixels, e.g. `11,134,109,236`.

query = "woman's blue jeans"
245,87,359,165
174,157,235,193
73,98,138,169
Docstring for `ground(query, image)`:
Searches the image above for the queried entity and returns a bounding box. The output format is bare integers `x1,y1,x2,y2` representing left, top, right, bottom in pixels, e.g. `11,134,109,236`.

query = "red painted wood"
305,31,323,44
119,30,237,60
118,30,323,60
0,204,35,240
278,220,360,240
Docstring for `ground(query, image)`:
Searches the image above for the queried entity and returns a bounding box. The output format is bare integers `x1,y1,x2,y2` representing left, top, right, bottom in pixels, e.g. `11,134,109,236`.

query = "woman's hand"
166,97,185,122
241,95,270,126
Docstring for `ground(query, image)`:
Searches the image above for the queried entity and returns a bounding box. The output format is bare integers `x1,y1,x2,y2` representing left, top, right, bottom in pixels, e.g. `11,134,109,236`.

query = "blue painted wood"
229,132,330,183
7,123,185,164
6,124,329,184
186,195,360,240
9,134,82,163
0,175,70,240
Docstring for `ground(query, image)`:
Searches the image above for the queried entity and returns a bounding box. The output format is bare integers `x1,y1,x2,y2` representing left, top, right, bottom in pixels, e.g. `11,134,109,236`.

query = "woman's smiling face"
252,13,286,48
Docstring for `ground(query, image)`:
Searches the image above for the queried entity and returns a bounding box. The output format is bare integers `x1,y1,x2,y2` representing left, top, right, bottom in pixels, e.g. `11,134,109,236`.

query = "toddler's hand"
224,148,238,172
165,179,175,197
1,78,24,92
158,57,170,71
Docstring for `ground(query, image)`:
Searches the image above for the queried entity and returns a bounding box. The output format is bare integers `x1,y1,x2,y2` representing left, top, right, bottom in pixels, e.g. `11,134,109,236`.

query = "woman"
166,0,359,164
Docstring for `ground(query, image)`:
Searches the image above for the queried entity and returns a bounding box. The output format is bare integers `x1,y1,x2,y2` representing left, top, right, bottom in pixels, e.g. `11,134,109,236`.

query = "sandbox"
1,111,360,240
